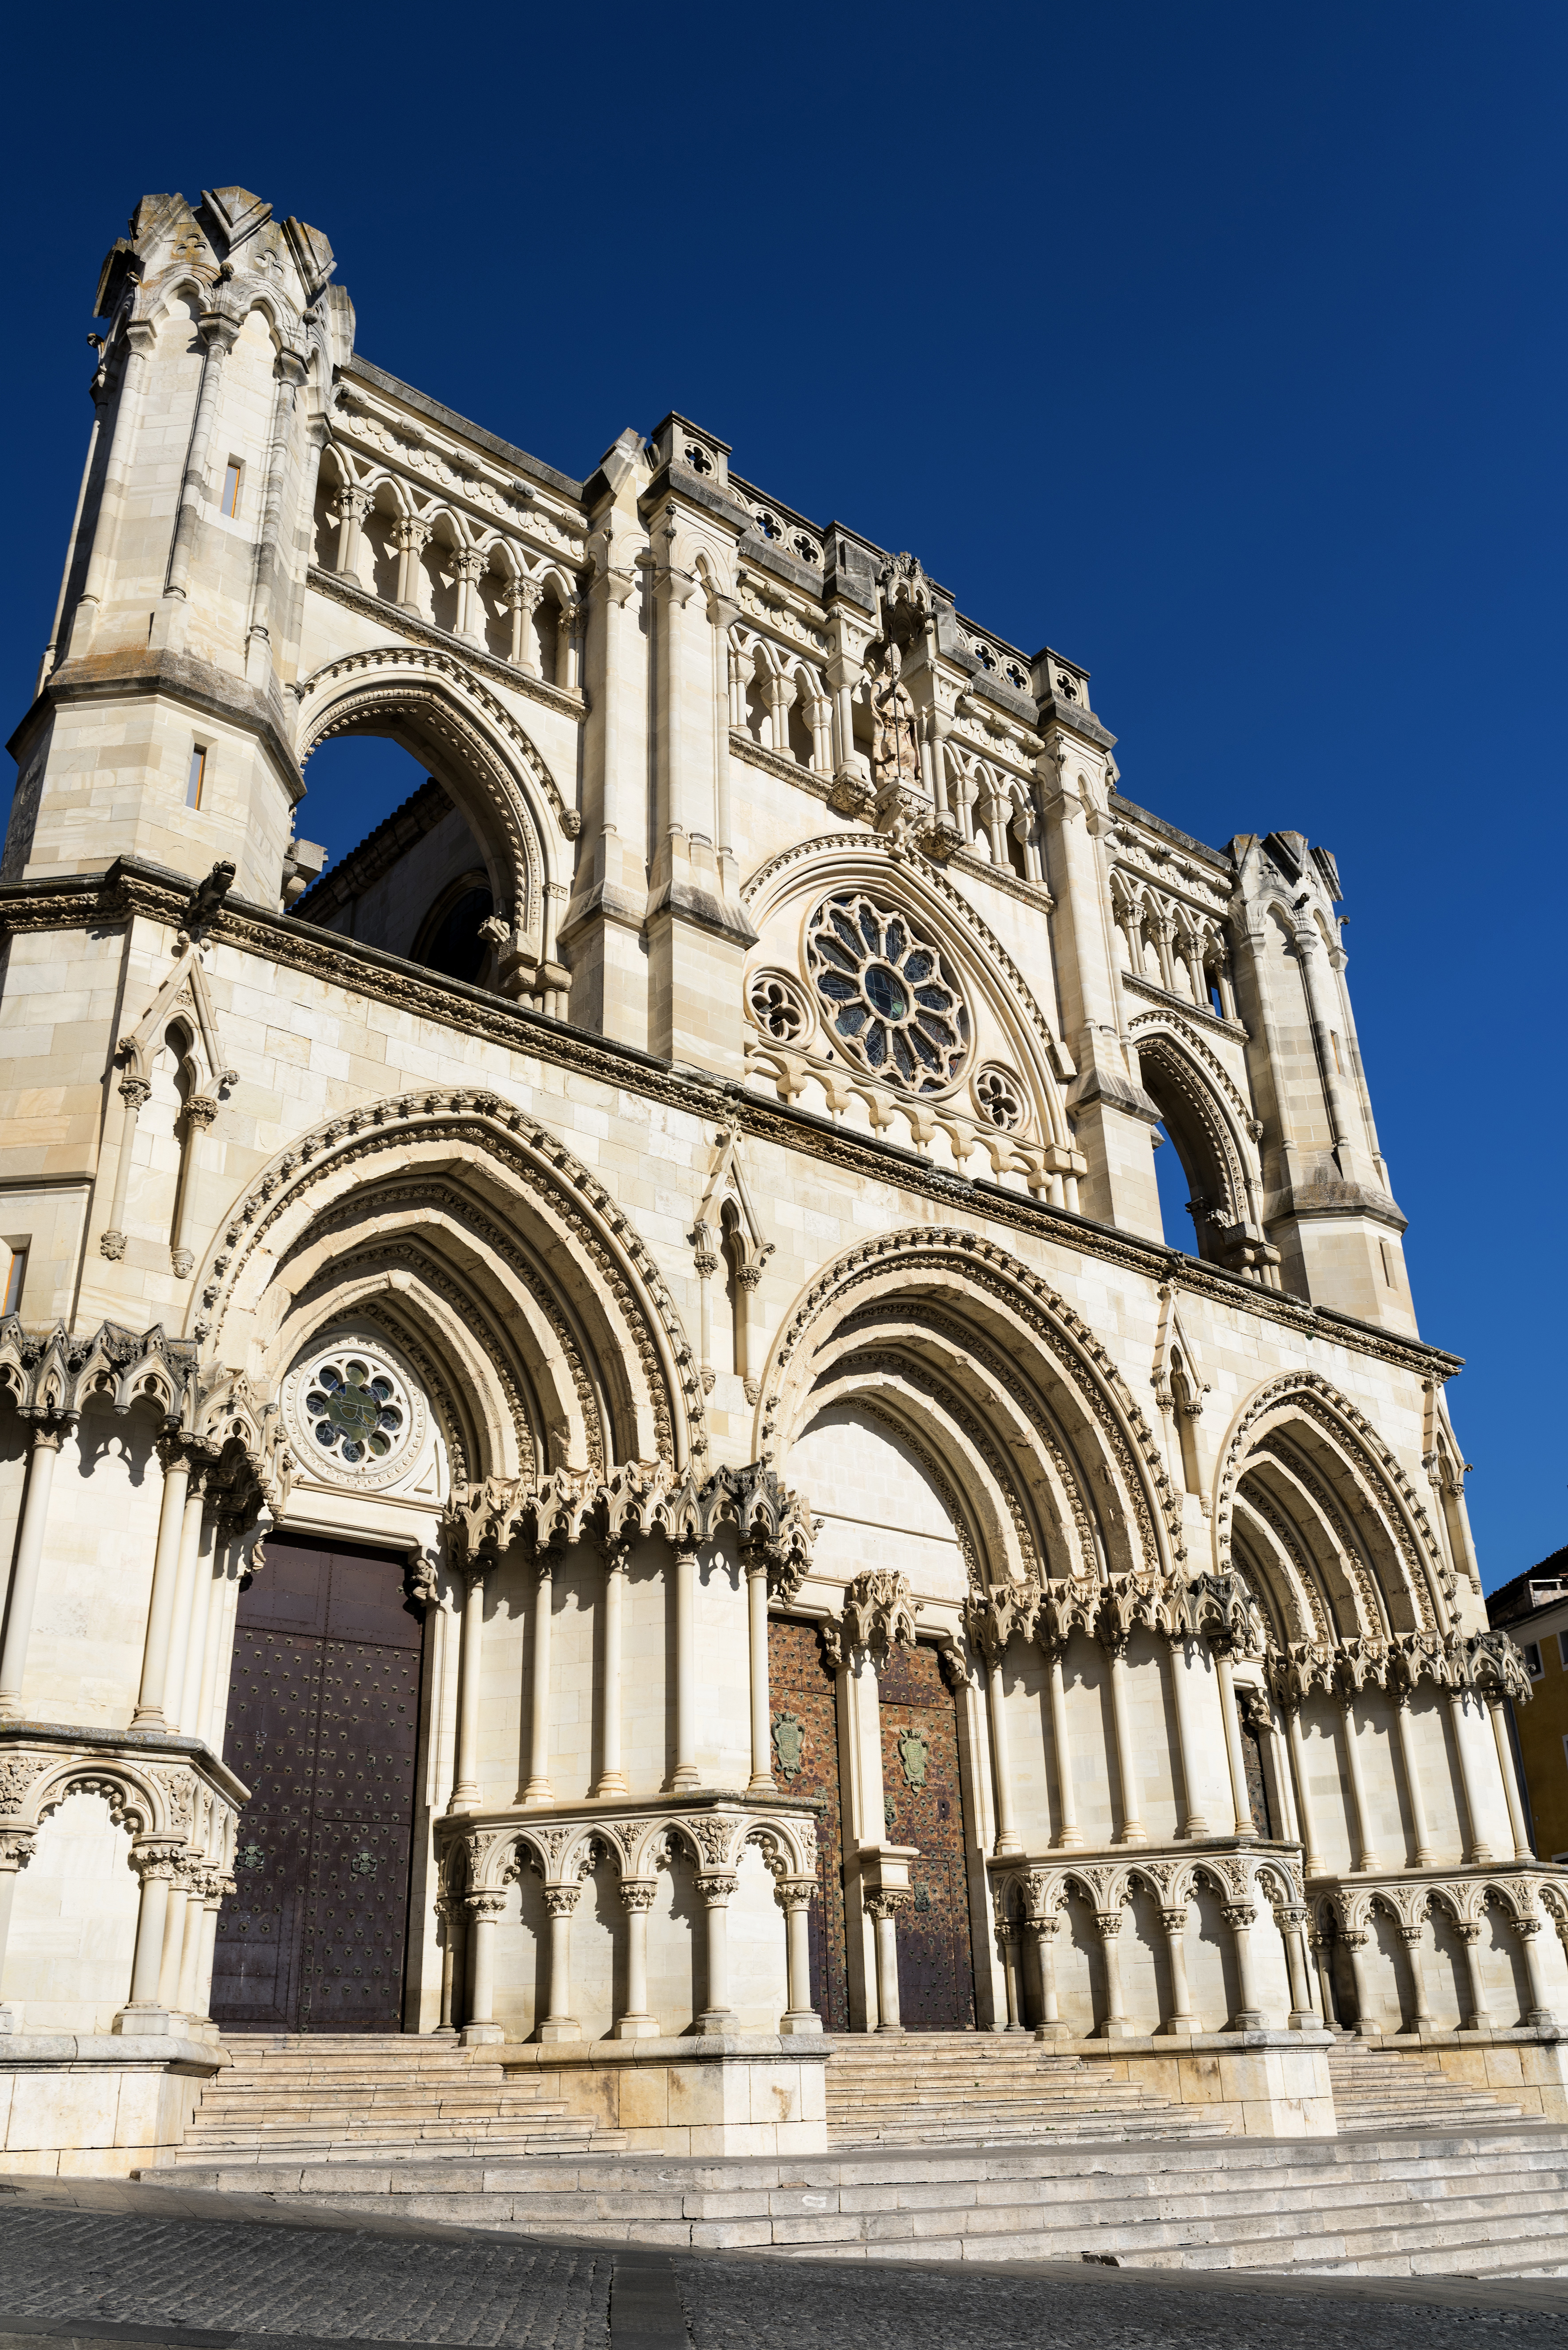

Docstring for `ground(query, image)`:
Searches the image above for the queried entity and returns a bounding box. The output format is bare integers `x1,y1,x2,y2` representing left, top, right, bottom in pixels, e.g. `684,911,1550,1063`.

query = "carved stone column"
1278,1903,1317,2029
68,321,155,656
981,1632,1022,1856
595,1540,629,1798
162,1461,212,1736
1512,1915,1557,2029
436,1895,458,2032
116,1842,179,2032
669,1542,700,1792
865,1889,907,2033
1488,1697,1534,1861
1453,1921,1494,2030
164,312,242,607
1213,1655,1257,1841
1026,1912,1069,2041
1283,1699,1325,1877
1165,1636,1208,1837
1093,1908,1130,2039
452,546,486,644
1104,1640,1146,1847
1160,1904,1200,2034
100,1072,151,1260
1392,1696,1435,1864
0,1829,36,2024
1447,1689,1492,1864
1397,1921,1433,2032
156,1857,195,2013
0,1422,66,1719
696,1872,739,2033
1339,1927,1377,2037
1337,1698,1380,1872
450,1564,490,1812
523,1554,555,1805
775,1876,821,2034
1045,1648,1083,1850
1223,1900,1266,2029
461,1890,507,2044
332,484,371,582
504,574,542,669
391,514,431,611
540,1884,582,2041
171,1092,218,1281
997,1920,1022,2031
1310,1927,1341,2030
614,1880,660,2039
746,1548,774,1794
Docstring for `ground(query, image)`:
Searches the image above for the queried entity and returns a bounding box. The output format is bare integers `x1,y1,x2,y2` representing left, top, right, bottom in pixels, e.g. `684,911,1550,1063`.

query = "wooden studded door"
878,1640,977,2030
766,1618,850,2033
211,1535,425,2033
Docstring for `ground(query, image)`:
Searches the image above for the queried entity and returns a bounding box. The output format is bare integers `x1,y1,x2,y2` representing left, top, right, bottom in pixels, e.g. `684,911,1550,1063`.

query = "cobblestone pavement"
0,2186,1565,2349
670,2253,1568,2346
0,2204,609,2348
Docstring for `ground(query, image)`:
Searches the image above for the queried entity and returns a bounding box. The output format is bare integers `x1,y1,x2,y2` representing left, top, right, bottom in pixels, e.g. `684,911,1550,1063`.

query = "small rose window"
304,1352,407,1468
805,893,969,1093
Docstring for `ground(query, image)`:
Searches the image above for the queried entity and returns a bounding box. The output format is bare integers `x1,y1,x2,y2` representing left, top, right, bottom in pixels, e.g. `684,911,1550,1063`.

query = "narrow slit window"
1331,1030,1344,1074
186,747,207,811
1379,1239,1395,1288
2,1246,27,1316
222,459,242,517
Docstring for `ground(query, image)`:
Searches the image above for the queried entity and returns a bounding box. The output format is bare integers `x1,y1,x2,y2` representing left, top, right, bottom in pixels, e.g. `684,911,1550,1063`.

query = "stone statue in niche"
869,642,921,794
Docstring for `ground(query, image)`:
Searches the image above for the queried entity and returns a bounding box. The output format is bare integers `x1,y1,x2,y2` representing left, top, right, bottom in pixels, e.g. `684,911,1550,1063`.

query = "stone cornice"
304,567,587,727
0,861,1465,1387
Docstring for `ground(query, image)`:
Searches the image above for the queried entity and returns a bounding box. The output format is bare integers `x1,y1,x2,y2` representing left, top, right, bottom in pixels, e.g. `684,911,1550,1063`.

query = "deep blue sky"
1,3,1562,1587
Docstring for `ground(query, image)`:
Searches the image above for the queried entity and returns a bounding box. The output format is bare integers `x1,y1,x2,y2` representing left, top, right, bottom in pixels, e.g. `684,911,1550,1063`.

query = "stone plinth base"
502,2033,829,2157
0,2033,227,2177
1071,2029,1337,2137
1371,2027,1568,2121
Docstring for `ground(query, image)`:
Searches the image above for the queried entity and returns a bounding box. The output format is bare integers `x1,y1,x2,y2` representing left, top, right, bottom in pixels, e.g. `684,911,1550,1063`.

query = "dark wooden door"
879,1640,977,2029
767,1618,850,2033
211,1534,425,2033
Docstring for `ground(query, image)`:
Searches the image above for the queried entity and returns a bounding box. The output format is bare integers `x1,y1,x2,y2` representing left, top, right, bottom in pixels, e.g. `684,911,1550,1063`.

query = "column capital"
619,1879,658,1914
1093,1907,1125,1941
772,1876,816,1915
696,1871,738,1907
864,1889,908,1923
542,1885,581,1920
464,1890,507,1923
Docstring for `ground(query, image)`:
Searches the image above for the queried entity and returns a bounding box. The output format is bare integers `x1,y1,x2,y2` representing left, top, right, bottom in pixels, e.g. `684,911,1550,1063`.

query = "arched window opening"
412,877,495,986
289,734,497,978
1005,807,1028,880
1141,1056,1232,1267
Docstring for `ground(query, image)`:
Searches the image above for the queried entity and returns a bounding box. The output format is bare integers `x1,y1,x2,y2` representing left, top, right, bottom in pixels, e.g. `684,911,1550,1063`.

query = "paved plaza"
0,2179,1563,2349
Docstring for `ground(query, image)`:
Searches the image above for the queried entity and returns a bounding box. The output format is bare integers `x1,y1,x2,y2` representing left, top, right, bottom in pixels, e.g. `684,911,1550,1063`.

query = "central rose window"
805,893,970,1093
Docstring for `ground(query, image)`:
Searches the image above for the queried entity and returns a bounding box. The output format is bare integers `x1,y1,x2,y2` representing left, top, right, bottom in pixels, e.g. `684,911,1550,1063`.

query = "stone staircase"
1327,2040,1528,2133
823,2031,1227,2145
144,2126,1568,2276
161,2033,628,2167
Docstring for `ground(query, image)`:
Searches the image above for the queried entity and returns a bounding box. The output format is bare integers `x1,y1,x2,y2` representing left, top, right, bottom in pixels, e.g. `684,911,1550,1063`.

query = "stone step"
136,2135,1568,2275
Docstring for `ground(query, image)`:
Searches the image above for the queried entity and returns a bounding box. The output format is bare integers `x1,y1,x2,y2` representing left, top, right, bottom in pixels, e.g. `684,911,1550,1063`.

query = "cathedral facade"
0,181,1557,2173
